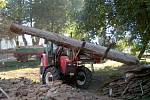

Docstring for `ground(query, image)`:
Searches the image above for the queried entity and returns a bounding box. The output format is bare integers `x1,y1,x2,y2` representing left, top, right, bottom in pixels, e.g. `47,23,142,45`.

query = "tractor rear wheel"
76,67,92,89
43,67,60,85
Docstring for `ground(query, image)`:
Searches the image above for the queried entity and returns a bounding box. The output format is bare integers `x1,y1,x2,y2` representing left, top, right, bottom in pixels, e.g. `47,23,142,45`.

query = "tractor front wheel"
43,67,60,85
76,67,92,89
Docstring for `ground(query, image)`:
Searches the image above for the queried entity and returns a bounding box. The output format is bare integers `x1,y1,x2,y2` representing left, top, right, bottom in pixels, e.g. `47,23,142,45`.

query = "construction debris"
10,23,139,65
102,65,150,100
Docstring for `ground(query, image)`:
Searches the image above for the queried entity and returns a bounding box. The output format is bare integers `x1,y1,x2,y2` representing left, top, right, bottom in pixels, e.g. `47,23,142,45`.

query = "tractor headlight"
73,63,76,66
68,63,71,66
67,63,76,67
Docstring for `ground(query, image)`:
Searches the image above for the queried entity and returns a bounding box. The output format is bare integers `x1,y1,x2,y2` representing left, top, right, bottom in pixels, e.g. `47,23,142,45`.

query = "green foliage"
0,0,6,8
77,0,107,40
1,0,150,57
114,0,150,38
32,0,68,33
0,0,84,44
116,39,129,51
78,0,150,57
112,0,150,57
62,0,84,39
5,0,29,23
0,0,30,41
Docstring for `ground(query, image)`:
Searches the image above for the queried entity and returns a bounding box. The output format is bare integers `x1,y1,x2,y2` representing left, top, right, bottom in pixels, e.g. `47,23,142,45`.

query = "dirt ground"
0,78,120,100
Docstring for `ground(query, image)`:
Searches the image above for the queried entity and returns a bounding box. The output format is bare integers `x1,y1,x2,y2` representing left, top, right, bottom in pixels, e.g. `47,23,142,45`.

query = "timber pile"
10,23,139,65
102,65,150,100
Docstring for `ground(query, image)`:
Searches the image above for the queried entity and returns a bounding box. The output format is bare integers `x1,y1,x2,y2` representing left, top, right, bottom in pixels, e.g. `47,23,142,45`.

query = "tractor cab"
54,46,77,75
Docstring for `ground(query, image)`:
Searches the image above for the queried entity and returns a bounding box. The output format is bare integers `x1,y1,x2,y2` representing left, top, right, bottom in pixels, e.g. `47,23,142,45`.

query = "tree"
112,0,150,59
76,0,114,44
32,0,68,33
1,0,86,46
1,0,29,46
62,0,84,39
0,0,6,8
0,0,17,48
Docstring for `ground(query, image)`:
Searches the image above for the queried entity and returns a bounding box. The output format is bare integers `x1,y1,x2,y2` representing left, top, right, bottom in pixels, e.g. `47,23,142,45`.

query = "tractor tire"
43,67,60,85
76,67,92,89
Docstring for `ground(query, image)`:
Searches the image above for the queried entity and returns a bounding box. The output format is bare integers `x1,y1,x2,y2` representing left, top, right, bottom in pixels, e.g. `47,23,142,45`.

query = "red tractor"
40,42,101,89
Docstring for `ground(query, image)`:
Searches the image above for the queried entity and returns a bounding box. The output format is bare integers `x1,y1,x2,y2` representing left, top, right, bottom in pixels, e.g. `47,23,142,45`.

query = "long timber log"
10,23,139,65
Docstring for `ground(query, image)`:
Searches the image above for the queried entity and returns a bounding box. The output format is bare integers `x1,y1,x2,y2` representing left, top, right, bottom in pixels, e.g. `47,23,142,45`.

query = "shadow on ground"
88,65,124,93
88,63,144,93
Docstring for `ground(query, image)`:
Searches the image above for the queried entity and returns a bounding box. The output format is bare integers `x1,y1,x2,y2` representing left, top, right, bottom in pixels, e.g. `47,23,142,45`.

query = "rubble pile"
0,77,116,100
102,65,150,100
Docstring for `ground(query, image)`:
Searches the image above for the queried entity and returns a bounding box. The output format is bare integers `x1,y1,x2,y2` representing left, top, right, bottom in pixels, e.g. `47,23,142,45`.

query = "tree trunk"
31,36,36,45
35,37,40,45
15,36,19,48
22,34,27,46
0,39,2,49
137,1,150,59
138,41,149,59
10,23,139,65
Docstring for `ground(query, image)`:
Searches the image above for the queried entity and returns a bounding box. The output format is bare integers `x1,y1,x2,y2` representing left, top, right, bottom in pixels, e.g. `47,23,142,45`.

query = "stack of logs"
102,65,150,100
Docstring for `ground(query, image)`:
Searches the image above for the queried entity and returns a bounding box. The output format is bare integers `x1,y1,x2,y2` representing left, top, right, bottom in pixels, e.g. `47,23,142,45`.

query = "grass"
86,58,150,93
136,96,150,100
94,66,123,78
86,58,150,80
0,59,124,90
85,60,124,92
86,60,123,70
0,60,40,82
0,58,150,81
141,58,150,64
0,58,150,85
0,60,40,72
86,60,124,81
